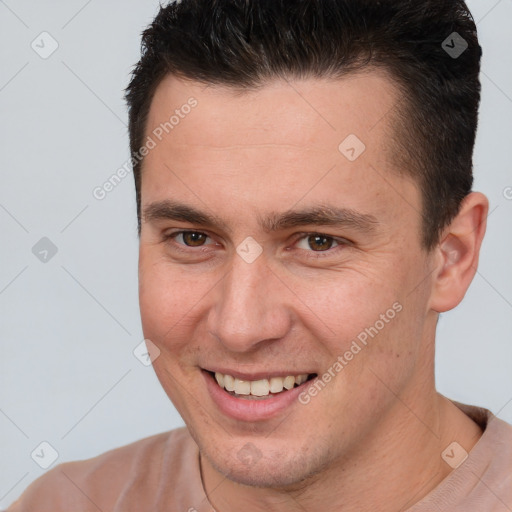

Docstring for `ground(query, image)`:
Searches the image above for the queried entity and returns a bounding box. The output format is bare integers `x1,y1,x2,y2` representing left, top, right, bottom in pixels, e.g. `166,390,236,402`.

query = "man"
8,0,512,510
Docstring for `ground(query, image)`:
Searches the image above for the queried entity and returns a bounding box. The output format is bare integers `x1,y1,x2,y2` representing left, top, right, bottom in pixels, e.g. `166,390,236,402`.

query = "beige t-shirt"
7,402,512,511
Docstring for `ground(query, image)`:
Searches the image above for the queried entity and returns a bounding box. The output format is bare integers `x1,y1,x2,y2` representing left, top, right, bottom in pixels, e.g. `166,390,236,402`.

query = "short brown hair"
125,0,482,249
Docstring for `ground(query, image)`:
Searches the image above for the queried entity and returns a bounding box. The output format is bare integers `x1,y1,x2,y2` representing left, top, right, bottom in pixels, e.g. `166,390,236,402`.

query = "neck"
201,392,482,512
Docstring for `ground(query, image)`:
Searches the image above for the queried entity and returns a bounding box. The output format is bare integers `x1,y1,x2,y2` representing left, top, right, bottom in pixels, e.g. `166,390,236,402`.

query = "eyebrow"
142,200,379,235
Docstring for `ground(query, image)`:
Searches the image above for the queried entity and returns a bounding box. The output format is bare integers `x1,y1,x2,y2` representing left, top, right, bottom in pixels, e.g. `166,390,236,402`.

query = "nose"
206,249,292,353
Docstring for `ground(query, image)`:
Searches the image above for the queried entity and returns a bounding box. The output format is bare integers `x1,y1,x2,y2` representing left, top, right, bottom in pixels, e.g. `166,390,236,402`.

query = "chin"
200,437,332,489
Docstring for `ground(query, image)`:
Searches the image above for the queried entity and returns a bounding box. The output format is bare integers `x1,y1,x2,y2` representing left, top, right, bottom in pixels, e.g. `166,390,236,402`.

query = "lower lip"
203,371,310,422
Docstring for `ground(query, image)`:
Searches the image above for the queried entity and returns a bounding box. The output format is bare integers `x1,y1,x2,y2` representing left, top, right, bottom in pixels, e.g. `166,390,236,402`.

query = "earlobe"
429,192,489,313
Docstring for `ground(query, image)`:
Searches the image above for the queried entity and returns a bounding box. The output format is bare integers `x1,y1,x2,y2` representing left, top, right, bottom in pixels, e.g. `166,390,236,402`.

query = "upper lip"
203,368,315,381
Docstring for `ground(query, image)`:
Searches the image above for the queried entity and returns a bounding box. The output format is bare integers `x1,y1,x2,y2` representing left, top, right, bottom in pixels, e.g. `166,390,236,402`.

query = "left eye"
296,234,340,252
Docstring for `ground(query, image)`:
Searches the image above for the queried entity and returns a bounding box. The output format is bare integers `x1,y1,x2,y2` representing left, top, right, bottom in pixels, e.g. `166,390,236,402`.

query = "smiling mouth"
207,371,317,400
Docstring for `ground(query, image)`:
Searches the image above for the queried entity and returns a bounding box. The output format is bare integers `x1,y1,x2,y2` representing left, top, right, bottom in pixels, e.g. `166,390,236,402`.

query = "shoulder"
457,403,512,496
411,403,512,512
479,414,512,505
6,427,195,512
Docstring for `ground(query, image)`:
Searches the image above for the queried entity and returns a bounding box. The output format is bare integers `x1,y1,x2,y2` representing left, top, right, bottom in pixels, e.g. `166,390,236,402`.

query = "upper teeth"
214,372,309,397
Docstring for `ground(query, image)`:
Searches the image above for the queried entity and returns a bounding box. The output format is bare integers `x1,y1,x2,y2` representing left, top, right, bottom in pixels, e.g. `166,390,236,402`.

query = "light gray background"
1,0,511,507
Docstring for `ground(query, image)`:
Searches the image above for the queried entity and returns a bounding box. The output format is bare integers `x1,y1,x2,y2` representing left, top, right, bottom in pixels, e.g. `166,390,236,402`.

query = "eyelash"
162,230,350,259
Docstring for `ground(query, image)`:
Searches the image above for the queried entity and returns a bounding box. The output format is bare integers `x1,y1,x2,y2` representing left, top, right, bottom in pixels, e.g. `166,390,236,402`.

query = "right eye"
167,231,212,247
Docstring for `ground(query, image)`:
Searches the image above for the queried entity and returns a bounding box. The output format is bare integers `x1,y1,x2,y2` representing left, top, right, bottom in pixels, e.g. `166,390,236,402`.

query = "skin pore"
137,71,488,511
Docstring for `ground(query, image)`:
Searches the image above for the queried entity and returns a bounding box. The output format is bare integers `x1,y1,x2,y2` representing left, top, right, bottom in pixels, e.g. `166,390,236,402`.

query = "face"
138,71,437,487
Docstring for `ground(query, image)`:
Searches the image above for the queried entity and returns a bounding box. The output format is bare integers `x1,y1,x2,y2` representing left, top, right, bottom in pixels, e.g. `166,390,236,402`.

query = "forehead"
140,71,420,237
145,70,399,152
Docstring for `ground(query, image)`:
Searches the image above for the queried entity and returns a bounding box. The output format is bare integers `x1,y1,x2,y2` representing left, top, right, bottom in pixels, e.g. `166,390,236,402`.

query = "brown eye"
174,231,209,247
298,234,337,252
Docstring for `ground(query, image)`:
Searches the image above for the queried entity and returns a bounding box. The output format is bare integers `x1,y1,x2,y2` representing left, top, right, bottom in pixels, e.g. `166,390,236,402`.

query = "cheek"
138,251,188,341
137,256,205,403
138,249,217,352
138,273,176,338
292,256,426,388
292,269,401,346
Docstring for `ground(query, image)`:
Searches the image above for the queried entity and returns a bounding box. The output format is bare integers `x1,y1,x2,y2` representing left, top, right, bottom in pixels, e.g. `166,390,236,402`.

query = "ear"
428,192,489,313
